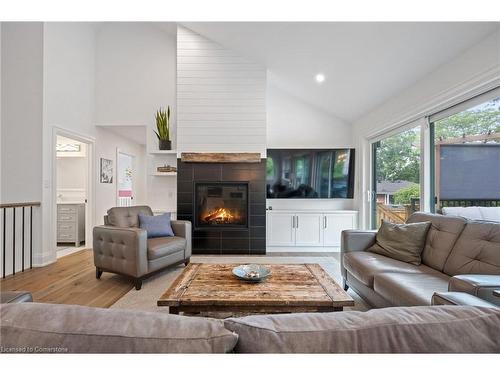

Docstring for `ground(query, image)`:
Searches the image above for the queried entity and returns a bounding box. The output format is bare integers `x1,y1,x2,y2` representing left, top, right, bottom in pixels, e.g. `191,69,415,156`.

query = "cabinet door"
323,214,356,247
295,213,323,246
267,212,295,246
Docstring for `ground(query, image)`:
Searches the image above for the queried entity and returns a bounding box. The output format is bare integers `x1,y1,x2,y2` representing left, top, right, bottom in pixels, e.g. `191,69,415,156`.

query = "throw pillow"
367,220,431,265
138,213,174,238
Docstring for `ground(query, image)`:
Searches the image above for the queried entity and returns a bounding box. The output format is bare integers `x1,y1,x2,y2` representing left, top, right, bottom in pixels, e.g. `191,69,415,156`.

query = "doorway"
53,130,94,258
117,150,135,207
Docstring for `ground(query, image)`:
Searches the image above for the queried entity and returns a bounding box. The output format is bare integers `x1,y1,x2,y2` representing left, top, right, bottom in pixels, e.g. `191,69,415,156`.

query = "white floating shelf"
149,150,177,155
151,172,177,177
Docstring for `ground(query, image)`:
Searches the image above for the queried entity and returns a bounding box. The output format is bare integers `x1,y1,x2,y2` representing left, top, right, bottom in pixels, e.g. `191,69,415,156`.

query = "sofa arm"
171,220,192,259
448,275,500,305
93,226,148,278
432,292,498,308
341,230,377,253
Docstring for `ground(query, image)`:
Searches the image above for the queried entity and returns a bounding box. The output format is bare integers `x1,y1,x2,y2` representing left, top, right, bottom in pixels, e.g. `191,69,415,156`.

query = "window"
430,95,500,212
371,125,421,228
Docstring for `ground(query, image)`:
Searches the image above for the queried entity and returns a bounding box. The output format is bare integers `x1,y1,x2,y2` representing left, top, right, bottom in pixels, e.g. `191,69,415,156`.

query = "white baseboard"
266,246,340,253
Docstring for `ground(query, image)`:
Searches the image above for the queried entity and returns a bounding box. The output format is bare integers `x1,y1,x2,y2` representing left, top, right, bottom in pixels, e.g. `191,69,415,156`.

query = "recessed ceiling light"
315,73,325,83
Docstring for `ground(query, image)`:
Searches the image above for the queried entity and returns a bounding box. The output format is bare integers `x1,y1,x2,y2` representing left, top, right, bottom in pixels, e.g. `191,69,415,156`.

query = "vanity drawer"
58,205,77,214
57,222,76,232
57,232,75,241
58,213,76,222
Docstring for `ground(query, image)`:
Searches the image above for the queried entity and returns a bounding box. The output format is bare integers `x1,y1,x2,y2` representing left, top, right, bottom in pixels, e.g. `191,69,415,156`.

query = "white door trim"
52,127,96,253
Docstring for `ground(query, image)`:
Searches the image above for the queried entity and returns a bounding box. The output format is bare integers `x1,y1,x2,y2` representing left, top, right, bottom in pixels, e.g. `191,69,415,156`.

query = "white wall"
1,22,44,274
267,85,352,148
1,23,44,203
352,29,500,229
57,157,87,190
95,23,176,139
266,84,355,211
177,26,267,156
95,127,147,225
39,23,97,264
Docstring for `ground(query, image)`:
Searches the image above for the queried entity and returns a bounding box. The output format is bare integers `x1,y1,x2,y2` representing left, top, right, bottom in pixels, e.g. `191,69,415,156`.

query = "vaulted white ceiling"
183,22,499,122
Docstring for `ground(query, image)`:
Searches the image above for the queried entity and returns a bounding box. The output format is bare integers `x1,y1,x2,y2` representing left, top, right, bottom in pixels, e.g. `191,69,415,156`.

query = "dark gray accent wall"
177,159,266,255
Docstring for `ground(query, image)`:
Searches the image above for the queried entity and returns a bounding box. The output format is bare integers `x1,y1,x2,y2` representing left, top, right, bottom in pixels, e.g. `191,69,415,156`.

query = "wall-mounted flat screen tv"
266,148,355,199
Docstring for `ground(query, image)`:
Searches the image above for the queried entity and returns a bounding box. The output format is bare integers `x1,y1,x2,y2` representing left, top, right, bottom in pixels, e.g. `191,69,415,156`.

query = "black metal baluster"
30,206,33,269
2,208,5,278
22,207,25,272
12,207,16,275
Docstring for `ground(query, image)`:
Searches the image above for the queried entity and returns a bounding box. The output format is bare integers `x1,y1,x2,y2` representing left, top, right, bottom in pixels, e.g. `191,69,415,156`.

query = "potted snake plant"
154,106,171,150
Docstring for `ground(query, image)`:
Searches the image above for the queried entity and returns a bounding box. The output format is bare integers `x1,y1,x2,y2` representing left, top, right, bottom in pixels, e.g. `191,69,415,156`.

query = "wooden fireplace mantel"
180,152,261,163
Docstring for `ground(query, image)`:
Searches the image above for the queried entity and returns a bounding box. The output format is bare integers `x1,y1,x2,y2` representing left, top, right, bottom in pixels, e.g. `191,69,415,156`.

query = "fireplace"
194,182,249,229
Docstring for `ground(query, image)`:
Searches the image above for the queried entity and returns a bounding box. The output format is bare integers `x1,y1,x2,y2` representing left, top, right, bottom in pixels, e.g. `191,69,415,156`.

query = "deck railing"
0,202,40,278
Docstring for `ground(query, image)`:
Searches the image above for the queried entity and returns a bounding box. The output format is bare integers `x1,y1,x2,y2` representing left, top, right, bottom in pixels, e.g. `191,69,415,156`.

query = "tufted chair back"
406,212,467,272
106,206,154,228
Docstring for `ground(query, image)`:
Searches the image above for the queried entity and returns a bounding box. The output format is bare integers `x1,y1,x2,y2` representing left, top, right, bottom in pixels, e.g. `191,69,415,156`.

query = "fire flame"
202,207,238,224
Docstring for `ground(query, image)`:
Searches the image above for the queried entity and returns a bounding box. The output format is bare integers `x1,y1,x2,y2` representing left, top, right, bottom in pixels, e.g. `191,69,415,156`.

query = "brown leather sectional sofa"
341,212,500,308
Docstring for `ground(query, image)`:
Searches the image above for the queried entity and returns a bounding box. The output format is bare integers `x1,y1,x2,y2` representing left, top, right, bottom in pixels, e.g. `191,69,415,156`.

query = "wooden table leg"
169,307,179,315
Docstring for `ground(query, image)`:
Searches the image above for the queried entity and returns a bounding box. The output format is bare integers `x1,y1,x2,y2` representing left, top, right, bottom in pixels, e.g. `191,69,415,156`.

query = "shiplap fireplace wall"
176,26,267,156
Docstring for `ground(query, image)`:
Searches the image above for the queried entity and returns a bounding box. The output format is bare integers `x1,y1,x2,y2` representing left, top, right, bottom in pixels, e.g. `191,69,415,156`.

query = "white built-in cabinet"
266,210,358,248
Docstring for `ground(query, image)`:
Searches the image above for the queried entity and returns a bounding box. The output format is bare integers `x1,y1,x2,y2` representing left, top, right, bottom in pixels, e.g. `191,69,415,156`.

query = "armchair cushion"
147,237,186,260
139,213,174,238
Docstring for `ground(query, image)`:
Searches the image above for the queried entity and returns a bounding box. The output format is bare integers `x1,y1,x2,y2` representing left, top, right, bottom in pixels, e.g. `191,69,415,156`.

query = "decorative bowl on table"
232,264,271,283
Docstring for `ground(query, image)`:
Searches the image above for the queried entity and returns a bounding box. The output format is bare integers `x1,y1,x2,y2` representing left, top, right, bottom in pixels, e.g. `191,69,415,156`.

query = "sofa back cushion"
443,221,500,276
0,303,238,353
406,212,467,272
224,305,500,353
107,206,153,228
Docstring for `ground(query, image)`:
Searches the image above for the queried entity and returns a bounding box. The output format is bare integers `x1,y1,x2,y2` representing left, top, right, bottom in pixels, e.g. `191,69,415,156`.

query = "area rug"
110,255,369,313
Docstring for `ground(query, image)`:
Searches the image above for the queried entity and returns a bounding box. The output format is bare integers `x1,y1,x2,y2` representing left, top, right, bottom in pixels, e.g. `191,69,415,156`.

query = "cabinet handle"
296,215,299,228
324,216,328,229
292,216,295,229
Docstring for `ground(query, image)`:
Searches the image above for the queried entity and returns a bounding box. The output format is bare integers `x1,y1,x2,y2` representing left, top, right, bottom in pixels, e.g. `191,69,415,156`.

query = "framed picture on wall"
100,158,113,183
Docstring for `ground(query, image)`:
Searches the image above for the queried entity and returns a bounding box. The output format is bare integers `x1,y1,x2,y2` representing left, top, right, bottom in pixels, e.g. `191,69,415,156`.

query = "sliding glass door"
371,125,421,229
430,93,500,213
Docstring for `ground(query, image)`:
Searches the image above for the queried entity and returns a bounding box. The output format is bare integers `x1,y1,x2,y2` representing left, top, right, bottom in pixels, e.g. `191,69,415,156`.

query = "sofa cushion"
224,305,500,353
407,212,467,272
373,271,449,306
139,213,174,238
107,206,153,228
367,220,431,265
147,236,186,260
443,221,500,276
0,303,238,353
343,251,431,287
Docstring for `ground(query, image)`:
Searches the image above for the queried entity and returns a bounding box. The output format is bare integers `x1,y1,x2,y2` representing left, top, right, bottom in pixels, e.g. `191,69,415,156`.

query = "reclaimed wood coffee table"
157,263,354,315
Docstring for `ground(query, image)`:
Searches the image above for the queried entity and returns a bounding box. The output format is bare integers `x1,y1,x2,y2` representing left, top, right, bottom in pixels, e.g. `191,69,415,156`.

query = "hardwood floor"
0,250,133,307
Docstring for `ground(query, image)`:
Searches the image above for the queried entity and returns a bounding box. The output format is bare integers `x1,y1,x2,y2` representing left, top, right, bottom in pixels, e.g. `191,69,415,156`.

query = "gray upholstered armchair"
93,206,192,290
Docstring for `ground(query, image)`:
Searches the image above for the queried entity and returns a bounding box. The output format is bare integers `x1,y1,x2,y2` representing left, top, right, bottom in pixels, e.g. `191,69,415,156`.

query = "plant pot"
159,139,171,150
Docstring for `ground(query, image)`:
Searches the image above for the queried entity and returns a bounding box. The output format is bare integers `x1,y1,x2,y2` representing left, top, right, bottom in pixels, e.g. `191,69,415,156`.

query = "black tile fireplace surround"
177,159,266,255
